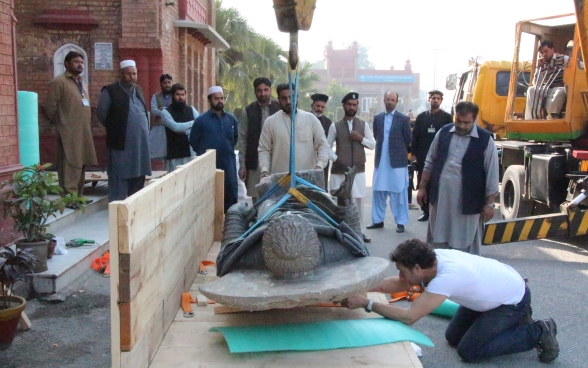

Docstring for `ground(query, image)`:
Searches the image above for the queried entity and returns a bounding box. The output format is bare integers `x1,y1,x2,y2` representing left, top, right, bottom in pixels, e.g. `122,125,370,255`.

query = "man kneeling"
342,239,559,363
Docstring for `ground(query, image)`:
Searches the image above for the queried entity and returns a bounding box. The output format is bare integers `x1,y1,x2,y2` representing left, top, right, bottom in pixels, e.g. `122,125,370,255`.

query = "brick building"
312,41,420,117
15,0,227,167
0,0,20,244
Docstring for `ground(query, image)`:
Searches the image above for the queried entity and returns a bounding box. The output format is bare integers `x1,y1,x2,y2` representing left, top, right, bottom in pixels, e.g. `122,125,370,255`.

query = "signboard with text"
94,43,113,70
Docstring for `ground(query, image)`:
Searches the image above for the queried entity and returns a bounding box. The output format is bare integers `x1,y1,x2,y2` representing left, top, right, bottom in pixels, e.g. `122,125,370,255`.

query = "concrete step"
27,184,110,295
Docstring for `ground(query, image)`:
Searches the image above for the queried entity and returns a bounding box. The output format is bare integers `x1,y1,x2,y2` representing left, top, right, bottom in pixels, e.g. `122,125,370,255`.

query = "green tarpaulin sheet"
209,318,434,353
431,299,460,317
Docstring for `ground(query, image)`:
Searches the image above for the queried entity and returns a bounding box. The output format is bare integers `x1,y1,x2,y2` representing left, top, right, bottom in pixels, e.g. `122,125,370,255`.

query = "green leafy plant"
0,164,86,242
0,246,37,306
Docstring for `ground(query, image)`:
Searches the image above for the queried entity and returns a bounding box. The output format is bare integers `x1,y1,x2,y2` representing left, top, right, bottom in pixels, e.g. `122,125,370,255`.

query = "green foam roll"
210,318,434,353
431,299,460,318
17,91,40,166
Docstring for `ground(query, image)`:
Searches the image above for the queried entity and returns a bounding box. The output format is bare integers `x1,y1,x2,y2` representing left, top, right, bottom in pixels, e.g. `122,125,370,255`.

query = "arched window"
53,43,89,83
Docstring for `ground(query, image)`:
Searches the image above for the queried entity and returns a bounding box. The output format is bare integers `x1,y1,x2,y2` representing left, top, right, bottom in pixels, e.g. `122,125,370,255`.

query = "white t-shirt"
426,250,525,312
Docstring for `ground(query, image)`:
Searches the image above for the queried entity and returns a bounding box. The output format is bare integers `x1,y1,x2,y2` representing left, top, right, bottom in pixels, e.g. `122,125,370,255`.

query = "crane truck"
483,7,588,245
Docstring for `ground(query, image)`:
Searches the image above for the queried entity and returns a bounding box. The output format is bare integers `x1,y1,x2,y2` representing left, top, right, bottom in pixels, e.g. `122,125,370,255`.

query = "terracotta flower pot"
0,295,26,350
47,239,57,259
16,239,49,273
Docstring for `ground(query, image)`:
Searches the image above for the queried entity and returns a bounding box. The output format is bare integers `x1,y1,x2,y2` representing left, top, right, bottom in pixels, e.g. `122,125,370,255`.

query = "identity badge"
82,98,90,106
428,127,435,133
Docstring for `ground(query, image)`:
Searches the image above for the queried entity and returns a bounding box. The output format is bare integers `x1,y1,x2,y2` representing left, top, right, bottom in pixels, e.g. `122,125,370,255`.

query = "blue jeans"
445,286,541,362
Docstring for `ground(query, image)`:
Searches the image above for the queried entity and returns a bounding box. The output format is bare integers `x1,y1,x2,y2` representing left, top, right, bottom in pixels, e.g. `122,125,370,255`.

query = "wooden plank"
125,179,215,338
114,152,218,365
18,312,31,330
214,169,224,242
109,201,122,368
117,151,216,254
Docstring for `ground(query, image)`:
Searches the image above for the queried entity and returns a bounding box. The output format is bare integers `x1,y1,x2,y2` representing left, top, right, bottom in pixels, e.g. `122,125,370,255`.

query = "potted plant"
0,245,37,350
0,164,86,272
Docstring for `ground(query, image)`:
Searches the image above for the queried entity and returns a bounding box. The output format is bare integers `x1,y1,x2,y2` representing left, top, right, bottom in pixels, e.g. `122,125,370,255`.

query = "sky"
219,0,575,97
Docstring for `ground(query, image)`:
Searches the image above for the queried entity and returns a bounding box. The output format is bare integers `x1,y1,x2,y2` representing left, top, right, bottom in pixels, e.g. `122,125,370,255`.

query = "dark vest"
165,104,194,160
102,83,148,150
318,115,333,137
429,124,491,214
331,118,366,174
244,100,281,170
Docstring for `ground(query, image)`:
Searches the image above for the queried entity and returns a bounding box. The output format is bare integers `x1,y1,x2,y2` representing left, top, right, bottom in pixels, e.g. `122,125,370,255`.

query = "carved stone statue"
199,168,389,311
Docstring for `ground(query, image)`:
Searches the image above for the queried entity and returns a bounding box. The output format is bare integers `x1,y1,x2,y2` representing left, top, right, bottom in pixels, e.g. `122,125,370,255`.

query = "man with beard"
160,83,199,172
190,86,238,212
310,93,332,189
326,92,375,243
417,102,499,255
367,92,412,233
97,60,151,201
258,83,330,177
238,77,281,202
411,90,453,221
149,74,174,159
45,51,98,198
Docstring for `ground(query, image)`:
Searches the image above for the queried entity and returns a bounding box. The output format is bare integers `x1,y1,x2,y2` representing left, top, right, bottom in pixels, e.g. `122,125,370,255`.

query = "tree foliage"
325,80,351,121
215,1,320,111
357,44,375,70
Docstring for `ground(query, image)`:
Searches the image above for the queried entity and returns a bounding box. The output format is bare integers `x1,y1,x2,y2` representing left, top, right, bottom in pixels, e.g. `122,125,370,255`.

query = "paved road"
2,149,586,367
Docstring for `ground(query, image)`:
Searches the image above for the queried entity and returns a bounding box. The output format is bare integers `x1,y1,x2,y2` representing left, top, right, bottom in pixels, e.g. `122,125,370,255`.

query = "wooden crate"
110,151,224,368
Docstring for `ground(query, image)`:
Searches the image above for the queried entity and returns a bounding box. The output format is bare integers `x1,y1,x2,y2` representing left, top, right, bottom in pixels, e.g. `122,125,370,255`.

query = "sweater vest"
331,118,366,174
102,83,148,150
244,100,281,170
152,92,167,128
429,124,491,214
165,104,193,160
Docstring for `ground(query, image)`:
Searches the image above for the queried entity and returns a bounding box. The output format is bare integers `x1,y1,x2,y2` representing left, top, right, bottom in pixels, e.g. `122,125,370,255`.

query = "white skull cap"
120,60,136,69
208,86,223,95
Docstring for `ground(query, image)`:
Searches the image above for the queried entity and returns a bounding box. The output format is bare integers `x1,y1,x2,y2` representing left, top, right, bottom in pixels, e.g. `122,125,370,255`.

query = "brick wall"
0,0,19,173
0,0,20,245
15,0,218,167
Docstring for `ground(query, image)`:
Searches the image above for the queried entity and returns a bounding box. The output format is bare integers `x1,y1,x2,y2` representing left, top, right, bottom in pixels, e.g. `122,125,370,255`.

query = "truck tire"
500,165,533,219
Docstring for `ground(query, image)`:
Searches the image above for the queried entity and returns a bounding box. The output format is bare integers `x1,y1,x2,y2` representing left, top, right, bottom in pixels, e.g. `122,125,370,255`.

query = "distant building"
311,41,420,117
15,0,228,167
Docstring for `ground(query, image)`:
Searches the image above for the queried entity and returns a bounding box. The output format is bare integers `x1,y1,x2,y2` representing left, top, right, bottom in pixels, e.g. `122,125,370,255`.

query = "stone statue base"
199,257,389,311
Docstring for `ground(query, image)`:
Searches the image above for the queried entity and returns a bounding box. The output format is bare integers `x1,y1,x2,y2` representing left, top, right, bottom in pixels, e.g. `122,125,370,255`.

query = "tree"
325,80,351,121
357,44,375,70
214,1,319,112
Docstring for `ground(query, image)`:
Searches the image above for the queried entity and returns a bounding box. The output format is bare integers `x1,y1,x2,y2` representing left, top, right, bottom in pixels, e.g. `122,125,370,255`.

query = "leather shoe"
396,224,405,233
366,222,384,229
362,234,371,243
418,212,429,221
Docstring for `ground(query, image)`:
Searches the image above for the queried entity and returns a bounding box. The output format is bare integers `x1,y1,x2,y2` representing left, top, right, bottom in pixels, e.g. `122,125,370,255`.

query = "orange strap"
181,261,217,317
389,285,424,303
199,260,216,274
91,251,110,277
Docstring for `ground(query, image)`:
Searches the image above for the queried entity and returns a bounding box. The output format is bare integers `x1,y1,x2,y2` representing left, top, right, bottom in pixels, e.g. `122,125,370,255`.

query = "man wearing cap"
149,73,174,160
190,86,239,212
311,93,332,189
238,77,281,202
258,83,330,177
327,92,375,243
411,90,453,222
45,51,97,198
96,60,151,201
367,91,412,233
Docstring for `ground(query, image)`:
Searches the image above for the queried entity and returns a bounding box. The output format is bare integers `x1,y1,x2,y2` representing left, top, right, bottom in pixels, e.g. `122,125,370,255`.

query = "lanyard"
77,78,84,98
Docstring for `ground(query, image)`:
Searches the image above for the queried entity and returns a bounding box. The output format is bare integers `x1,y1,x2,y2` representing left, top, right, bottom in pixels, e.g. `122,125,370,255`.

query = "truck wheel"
500,165,533,219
